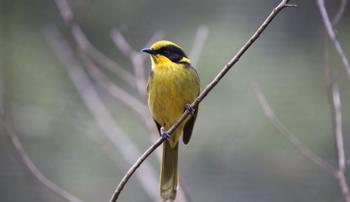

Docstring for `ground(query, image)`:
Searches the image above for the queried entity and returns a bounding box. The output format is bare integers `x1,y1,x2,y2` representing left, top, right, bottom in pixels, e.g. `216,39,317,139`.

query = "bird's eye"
163,50,170,55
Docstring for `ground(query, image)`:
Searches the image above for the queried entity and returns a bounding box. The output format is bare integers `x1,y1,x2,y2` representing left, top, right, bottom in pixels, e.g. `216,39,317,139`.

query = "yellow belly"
147,63,199,146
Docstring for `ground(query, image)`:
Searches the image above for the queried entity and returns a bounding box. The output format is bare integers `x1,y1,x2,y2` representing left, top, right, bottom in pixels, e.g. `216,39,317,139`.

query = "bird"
142,40,200,201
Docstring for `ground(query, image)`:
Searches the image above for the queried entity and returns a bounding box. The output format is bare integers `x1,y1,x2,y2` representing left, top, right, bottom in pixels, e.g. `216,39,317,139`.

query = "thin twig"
109,1,295,201
252,82,336,176
111,30,147,97
189,25,209,67
316,0,350,79
110,30,134,56
80,52,149,121
332,0,349,25
0,115,84,202
54,0,135,88
73,27,157,134
79,52,163,143
324,40,350,202
110,30,165,98
82,55,161,140
108,29,165,138
45,28,160,202
74,27,135,87
1,2,81,201
331,83,350,202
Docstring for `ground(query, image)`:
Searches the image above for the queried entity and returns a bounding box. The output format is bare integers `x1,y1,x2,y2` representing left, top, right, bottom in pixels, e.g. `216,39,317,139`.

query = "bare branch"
189,25,209,67
110,136,164,202
110,30,134,57
324,41,350,202
332,0,349,25
316,0,350,79
54,0,73,24
252,82,336,176
84,56,161,137
80,53,149,120
111,30,148,97
73,27,135,87
0,116,84,202
131,54,148,97
109,1,295,201
54,0,135,88
331,84,350,201
331,84,345,172
45,28,160,202
0,3,82,201
108,30,165,137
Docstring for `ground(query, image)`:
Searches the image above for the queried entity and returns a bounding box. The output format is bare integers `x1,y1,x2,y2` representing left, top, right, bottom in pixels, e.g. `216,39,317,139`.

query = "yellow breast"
147,63,199,129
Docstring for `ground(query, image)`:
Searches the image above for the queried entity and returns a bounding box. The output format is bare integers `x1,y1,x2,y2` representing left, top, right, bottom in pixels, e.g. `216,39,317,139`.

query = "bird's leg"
160,127,170,140
185,103,196,117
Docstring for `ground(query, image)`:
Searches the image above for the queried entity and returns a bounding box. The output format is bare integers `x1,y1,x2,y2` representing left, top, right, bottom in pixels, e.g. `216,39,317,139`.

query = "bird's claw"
160,127,170,140
185,104,196,117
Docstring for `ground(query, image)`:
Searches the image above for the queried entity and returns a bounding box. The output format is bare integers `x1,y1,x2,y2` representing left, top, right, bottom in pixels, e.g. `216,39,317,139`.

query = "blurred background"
1,0,350,201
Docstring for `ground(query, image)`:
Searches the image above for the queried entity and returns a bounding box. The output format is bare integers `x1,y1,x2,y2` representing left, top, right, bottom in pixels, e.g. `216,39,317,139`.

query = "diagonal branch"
54,0,135,88
80,54,162,141
316,0,350,79
252,83,336,176
111,30,148,97
109,1,296,201
0,115,84,202
80,53,149,121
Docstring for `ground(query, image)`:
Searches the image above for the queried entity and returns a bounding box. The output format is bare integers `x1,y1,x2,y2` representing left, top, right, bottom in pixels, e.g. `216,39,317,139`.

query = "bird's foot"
185,103,196,117
160,127,170,140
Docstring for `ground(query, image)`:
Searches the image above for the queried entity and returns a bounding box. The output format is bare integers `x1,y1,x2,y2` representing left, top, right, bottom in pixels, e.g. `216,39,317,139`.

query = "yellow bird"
142,40,200,201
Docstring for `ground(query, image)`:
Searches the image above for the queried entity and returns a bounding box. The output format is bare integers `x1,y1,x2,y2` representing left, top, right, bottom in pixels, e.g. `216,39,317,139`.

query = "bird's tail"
160,141,179,201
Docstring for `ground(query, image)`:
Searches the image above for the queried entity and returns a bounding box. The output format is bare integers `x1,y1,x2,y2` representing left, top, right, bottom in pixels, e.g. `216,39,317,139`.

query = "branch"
189,25,209,67
316,0,350,79
0,115,84,202
54,0,136,88
331,83,350,202
111,30,148,97
324,40,350,202
109,1,296,201
80,53,149,121
45,28,160,202
81,55,162,139
252,82,336,176
332,0,349,25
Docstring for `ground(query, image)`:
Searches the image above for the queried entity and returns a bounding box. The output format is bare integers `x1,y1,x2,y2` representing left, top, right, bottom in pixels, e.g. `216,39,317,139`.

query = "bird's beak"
141,48,156,55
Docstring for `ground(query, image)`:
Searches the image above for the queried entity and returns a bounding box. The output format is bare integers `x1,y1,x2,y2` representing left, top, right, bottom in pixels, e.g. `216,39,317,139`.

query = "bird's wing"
182,107,198,144
153,119,162,135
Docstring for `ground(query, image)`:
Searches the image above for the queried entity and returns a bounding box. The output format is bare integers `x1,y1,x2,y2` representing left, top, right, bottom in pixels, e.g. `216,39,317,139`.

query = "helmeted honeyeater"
142,40,200,201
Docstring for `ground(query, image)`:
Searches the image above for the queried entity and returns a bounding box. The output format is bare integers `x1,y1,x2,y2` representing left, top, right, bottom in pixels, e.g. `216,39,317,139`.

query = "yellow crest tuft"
150,40,182,51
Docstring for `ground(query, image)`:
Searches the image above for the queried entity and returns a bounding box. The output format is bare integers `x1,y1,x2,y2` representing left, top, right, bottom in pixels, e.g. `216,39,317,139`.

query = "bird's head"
141,40,191,65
